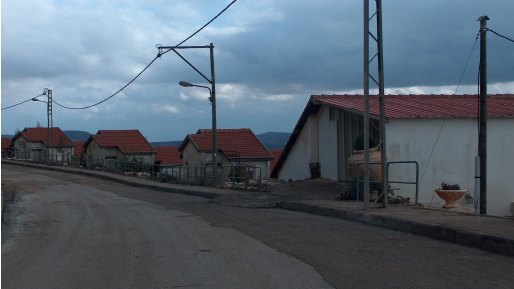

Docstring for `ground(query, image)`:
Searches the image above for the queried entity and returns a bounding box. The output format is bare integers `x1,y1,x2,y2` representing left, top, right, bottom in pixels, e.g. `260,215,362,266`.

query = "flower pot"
434,189,467,208
347,149,387,181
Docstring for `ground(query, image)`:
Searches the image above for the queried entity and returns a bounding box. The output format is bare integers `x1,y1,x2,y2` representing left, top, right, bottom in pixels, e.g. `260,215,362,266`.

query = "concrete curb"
4,160,513,257
277,201,514,257
3,161,223,200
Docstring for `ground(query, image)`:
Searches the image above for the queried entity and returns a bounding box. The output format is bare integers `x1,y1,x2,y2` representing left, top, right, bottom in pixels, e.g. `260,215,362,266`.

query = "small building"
2,137,12,157
271,94,514,216
178,129,274,180
73,141,86,157
11,127,76,160
154,146,182,166
83,130,156,163
269,149,283,174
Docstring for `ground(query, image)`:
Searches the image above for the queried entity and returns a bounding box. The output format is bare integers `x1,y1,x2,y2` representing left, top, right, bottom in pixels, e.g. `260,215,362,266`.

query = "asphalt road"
2,165,514,289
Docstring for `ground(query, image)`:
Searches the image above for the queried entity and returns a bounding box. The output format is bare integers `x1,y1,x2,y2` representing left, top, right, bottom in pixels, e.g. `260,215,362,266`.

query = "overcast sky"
2,0,513,142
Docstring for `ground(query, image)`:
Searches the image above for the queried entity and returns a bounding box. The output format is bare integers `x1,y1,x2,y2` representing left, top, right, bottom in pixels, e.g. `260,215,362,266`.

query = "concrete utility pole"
44,88,53,164
478,16,489,215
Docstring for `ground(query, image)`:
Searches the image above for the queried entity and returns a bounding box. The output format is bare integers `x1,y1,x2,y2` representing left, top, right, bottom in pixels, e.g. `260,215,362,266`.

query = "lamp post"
157,43,217,187
179,81,217,187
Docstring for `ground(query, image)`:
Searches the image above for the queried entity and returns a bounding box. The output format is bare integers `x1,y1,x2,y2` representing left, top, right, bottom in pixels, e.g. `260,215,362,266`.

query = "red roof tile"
13,127,75,147
73,141,86,156
85,130,156,153
180,129,273,159
154,146,182,165
2,138,12,150
269,149,283,172
312,94,514,118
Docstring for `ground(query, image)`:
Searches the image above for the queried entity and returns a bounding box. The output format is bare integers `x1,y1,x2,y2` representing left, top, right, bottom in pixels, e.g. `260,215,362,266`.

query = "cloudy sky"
2,0,513,142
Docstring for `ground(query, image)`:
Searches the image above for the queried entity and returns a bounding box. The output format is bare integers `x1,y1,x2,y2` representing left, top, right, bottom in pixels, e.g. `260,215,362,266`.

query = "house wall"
318,105,338,180
182,142,204,166
278,116,319,181
387,117,514,217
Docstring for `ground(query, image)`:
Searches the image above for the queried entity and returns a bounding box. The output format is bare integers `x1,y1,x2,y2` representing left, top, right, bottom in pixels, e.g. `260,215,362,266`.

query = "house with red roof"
178,129,274,180
271,94,514,216
11,127,76,160
154,146,182,165
269,149,283,174
73,141,86,157
83,130,156,163
2,137,12,156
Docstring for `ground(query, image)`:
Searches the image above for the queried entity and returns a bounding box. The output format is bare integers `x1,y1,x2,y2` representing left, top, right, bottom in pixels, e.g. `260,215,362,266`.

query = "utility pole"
157,44,218,187
364,0,388,208
478,16,489,215
209,43,218,188
43,88,53,165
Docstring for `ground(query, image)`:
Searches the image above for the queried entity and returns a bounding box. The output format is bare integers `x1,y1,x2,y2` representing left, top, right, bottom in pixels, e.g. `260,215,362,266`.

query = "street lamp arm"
171,48,212,84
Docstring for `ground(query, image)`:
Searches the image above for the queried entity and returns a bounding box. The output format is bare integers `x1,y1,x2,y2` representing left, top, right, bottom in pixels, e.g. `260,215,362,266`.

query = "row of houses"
3,93,513,216
3,127,283,179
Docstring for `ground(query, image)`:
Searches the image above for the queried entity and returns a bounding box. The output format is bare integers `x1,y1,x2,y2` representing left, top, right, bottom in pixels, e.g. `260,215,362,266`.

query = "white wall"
278,116,319,181
387,118,514,216
318,106,338,180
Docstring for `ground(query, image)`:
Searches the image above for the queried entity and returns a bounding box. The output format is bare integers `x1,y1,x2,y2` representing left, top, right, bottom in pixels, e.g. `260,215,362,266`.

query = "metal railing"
355,161,419,205
3,153,264,190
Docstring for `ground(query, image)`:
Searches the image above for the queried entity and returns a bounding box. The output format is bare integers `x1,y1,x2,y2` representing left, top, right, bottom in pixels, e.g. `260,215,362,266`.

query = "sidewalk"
3,159,513,257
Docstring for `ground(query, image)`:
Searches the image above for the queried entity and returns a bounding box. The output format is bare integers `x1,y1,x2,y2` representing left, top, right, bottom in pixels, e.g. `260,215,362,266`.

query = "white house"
271,94,514,217
11,127,76,161
83,129,156,164
178,129,275,181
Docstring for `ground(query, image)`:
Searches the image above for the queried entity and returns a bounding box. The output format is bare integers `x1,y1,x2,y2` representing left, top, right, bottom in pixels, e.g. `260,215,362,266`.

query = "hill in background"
150,141,183,147
63,130,92,141
256,132,290,149
1,134,14,140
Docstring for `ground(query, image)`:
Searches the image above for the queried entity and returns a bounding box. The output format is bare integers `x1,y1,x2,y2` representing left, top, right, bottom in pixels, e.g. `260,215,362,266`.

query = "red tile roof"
269,149,283,173
13,127,75,147
312,94,514,118
154,146,182,165
85,130,156,153
2,138,12,150
179,128,273,160
270,94,514,178
73,141,86,156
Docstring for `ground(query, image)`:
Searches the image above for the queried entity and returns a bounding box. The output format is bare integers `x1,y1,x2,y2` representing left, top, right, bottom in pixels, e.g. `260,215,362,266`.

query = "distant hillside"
150,141,183,147
256,132,290,150
63,130,91,141
1,134,14,140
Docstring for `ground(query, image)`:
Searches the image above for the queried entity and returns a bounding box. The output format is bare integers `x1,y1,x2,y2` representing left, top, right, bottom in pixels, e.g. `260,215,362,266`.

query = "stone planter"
434,189,467,208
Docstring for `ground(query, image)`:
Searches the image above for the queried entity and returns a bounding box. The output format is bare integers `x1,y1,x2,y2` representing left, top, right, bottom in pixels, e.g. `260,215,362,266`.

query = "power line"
487,28,514,43
1,94,44,110
50,0,239,110
455,32,479,94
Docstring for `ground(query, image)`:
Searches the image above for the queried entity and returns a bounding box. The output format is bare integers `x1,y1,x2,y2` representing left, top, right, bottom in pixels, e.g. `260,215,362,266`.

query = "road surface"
2,164,514,288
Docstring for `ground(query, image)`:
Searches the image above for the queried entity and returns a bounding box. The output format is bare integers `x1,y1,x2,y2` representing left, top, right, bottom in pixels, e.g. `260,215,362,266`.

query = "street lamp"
157,43,217,187
179,80,217,187
179,81,213,102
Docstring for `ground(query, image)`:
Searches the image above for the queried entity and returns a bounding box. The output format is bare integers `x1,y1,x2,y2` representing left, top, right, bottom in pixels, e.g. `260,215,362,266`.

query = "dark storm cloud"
2,0,513,141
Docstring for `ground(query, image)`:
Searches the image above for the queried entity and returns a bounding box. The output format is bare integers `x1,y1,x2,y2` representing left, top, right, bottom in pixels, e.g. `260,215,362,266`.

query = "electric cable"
53,0,238,110
1,94,44,110
455,33,479,94
487,28,514,43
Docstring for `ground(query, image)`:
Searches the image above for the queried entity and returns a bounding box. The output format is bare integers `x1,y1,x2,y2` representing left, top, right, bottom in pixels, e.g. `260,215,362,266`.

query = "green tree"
36,121,44,128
